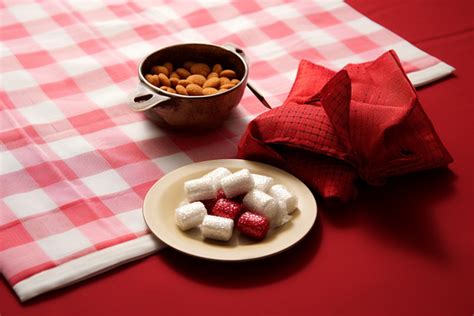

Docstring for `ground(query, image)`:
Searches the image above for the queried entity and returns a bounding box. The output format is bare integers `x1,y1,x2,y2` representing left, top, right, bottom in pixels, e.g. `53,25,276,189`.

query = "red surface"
1,0,473,315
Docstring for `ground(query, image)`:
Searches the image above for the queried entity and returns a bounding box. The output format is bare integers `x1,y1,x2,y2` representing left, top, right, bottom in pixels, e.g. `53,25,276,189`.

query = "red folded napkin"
237,50,453,203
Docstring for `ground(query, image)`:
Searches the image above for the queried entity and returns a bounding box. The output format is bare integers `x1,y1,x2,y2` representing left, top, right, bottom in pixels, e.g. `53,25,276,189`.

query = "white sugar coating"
184,176,217,202
220,169,254,198
272,200,288,228
175,202,207,231
243,189,278,221
201,215,234,241
202,167,232,190
252,174,275,192
269,184,298,214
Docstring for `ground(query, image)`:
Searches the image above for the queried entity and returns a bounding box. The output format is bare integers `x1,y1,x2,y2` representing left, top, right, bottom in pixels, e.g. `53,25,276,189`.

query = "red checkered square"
40,78,82,99
184,8,216,28
51,13,75,27
0,223,33,251
134,25,169,40
78,39,106,54
98,143,149,168
25,162,64,187
250,60,279,79
261,21,294,39
307,11,341,28
342,35,379,54
78,216,133,249
61,198,114,226
136,137,181,159
104,62,134,83
22,212,74,240
0,23,29,41
233,0,261,14
68,109,115,134
15,51,55,69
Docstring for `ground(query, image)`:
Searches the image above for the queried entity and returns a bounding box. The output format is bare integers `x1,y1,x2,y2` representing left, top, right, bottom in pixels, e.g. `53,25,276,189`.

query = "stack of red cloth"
238,51,453,203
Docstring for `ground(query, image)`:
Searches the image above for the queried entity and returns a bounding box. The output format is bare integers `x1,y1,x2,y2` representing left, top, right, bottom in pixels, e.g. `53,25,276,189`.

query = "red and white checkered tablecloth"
0,0,454,301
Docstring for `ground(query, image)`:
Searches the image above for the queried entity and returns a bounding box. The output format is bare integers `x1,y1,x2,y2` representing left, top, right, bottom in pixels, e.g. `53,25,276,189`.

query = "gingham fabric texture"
237,50,453,203
0,0,454,301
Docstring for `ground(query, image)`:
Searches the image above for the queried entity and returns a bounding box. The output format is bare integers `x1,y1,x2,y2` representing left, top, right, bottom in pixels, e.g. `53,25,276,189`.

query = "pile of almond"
145,61,240,96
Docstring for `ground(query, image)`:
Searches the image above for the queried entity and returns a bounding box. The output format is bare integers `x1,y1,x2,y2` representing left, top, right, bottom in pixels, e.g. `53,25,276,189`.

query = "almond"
176,85,188,95
176,68,191,78
169,72,180,79
230,79,240,85
202,87,218,95
170,77,179,87
212,64,223,75
163,62,173,74
207,72,219,79
178,79,190,87
158,73,171,87
183,61,194,71
186,84,203,96
203,77,220,89
220,83,235,89
220,69,237,79
219,77,230,86
190,63,211,77
187,74,206,86
151,65,169,76
145,74,160,86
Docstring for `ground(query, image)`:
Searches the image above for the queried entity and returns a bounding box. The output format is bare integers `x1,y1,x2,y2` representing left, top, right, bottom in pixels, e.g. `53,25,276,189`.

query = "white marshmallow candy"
252,174,275,192
220,169,254,198
272,200,293,228
243,189,278,221
202,167,232,190
184,176,217,202
201,215,234,241
175,202,207,231
269,184,298,214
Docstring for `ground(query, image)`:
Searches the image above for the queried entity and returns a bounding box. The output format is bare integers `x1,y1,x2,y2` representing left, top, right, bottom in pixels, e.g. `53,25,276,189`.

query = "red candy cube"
210,198,243,220
237,211,270,240
201,189,226,212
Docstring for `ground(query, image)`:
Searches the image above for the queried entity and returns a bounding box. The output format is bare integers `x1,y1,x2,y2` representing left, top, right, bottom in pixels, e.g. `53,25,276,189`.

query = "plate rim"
143,159,317,261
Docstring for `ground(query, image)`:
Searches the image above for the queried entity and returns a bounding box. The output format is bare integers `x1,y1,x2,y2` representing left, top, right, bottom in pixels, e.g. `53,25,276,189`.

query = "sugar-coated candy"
237,211,270,240
272,200,287,228
268,184,298,214
175,202,207,231
201,215,234,241
220,169,254,198
211,198,243,220
252,174,275,192
184,176,216,202
201,189,226,212
202,167,232,189
243,189,277,221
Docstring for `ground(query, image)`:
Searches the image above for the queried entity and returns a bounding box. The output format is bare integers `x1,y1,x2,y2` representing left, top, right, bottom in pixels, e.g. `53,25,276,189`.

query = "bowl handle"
127,82,171,112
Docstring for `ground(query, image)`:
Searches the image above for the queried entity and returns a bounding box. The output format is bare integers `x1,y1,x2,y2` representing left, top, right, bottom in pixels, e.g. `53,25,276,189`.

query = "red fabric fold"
237,50,453,203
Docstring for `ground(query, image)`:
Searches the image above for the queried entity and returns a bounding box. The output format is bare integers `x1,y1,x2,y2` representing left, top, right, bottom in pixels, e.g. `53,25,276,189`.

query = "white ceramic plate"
143,159,317,261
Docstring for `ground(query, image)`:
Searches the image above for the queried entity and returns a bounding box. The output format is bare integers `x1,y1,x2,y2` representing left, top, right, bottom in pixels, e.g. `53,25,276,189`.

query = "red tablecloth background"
1,0,473,315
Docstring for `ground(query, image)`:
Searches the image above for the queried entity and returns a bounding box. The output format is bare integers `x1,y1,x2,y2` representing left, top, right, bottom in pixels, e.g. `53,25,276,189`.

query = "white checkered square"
116,209,147,233
118,42,155,61
34,29,76,50
37,228,92,260
82,170,129,196
86,85,127,108
153,152,193,173
9,3,49,22
0,150,23,175
18,101,65,125
59,56,102,76
0,70,38,91
4,188,57,219
118,120,164,142
48,136,95,159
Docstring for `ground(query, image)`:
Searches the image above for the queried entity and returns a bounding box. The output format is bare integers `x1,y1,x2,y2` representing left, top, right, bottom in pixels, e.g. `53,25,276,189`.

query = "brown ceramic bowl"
127,43,249,130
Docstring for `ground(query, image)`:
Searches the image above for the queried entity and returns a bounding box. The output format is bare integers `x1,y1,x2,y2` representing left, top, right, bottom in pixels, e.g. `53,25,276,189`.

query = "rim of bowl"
138,43,248,99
